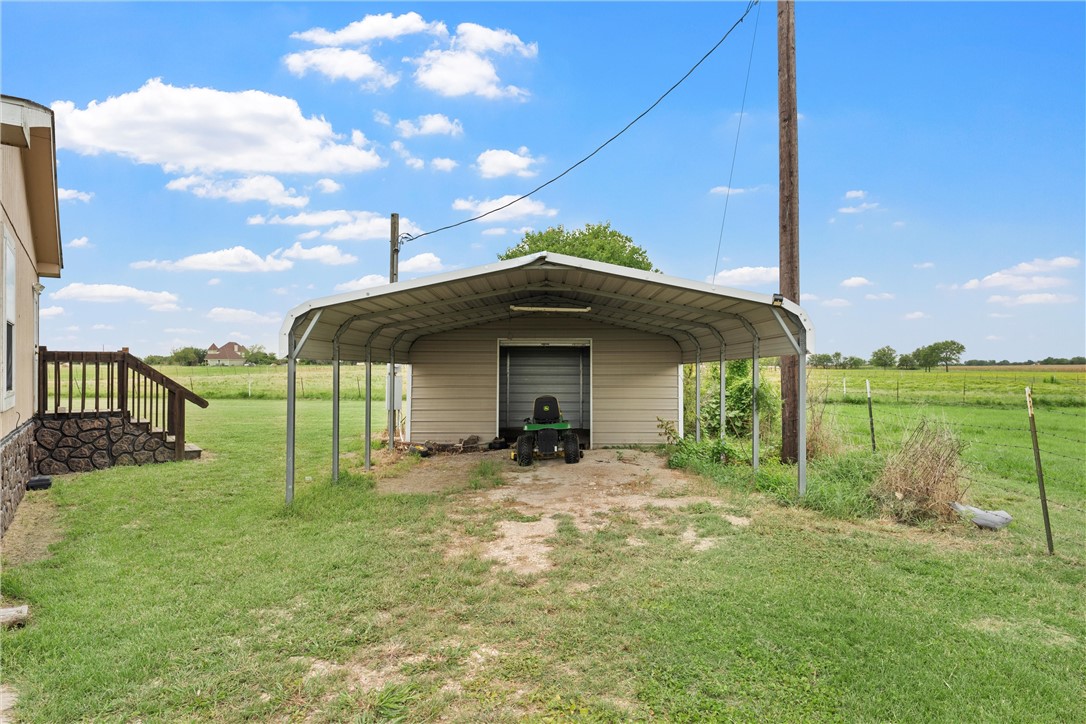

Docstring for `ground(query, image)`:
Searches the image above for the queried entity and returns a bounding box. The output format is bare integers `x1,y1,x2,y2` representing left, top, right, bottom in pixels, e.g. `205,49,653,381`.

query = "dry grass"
805,384,845,460
874,419,967,524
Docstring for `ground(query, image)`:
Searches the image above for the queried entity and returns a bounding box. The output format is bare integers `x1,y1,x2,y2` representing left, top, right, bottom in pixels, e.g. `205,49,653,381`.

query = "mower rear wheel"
516,434,534,466
563,432,580,464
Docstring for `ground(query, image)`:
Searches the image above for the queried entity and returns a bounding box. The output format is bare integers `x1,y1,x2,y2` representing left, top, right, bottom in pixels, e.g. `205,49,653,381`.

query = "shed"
280,252,814,500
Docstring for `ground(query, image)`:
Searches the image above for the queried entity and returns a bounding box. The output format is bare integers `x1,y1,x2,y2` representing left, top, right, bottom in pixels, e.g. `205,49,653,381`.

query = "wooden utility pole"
778,0,801,463
389,212,400,283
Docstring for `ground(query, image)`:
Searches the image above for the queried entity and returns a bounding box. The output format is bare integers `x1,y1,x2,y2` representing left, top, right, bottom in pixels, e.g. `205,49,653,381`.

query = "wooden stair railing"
37,346,210,461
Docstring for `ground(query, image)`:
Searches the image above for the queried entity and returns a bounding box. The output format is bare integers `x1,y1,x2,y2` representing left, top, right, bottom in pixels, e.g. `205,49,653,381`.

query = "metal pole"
364,347,372,471
752,341,760,473
1026,387,1054,555
695,353,702,443
389,213,400,283
332,342,340,481
798,335,807,496
286,336,297,505
387,354,396,447
866,379,876,452
719,347,726,440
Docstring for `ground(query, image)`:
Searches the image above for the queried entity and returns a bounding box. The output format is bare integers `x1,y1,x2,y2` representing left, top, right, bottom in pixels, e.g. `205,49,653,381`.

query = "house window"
2,228,15,410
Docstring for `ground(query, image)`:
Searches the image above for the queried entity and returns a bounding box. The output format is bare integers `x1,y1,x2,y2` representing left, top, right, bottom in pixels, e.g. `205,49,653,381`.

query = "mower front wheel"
516,434,534,467
563,431,580,464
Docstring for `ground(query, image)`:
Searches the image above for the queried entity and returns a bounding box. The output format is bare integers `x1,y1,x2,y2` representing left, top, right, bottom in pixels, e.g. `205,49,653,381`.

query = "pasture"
2,366,1083,721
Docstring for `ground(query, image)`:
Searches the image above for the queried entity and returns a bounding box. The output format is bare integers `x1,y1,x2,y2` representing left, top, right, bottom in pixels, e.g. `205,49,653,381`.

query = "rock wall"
1,421,35,537
35,414,173,475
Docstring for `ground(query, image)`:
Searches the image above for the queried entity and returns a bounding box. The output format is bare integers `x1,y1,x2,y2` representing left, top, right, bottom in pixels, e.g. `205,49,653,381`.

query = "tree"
912,345,939,372
245,344,278,365
498,222,655,271
929,340,965,372
171,346,206,366
869,345,897,369
844,356,866,369
809,353,834,368
897,353,916,370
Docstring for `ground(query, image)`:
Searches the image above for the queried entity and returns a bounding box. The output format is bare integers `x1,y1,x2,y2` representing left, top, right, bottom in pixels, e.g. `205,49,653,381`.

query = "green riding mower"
513,395,582,466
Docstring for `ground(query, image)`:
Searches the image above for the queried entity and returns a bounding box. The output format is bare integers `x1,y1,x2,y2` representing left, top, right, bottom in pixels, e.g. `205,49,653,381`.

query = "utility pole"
778,0,800,463
389,212,400,283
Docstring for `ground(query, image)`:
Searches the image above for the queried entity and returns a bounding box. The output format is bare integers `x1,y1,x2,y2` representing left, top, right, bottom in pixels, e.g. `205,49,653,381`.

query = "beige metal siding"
408,319,679,445
1,146,40,438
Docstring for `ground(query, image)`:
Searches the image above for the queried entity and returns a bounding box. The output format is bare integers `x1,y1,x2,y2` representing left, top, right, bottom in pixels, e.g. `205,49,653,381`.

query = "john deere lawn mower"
513,395,582,466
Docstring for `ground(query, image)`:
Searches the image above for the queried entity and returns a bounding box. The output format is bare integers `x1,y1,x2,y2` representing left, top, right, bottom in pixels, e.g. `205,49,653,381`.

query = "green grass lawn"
2,397,1084,721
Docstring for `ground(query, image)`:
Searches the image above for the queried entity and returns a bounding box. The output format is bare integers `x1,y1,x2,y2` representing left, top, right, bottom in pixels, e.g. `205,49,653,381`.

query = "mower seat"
532,395,561,424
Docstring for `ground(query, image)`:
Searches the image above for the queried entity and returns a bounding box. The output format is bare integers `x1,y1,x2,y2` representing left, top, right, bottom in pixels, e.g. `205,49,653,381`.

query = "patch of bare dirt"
0,685,16,724
1,491,63,569
379,448,752,575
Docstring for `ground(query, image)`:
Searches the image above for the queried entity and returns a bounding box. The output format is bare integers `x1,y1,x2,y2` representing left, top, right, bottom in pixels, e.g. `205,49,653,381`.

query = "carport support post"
332,341,340,482
387,350,396,447
752,340,760,473
286,335,297,505
719,348,726,441
364,346,372,471
695,352,702,443
798,332,808,496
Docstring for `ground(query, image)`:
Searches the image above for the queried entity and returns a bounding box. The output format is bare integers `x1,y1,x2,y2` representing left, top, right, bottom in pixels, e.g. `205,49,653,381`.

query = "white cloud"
335,274,388,292
283,48,398,90
396,113,463,138
52,283,180,311
822,298,851,308
252,210,354,227
452,195,557,223
390,141,424,170
166,174,308,207
315,178,342,194
53,78,385,175
482,227,508,236
985,335,1003,341
58,187,93,202
411,22,536,100
399,252,444,274
92,324,114,330
799,293,819,302
864,292,895,300
280,241,357,266
914,261,935,269
838,202,879,214
69,236,92,249
207,278,221,286
431,157,458,172
206,307,281,324
844,190,866,200
131,246,294,273
840,276,873,288
987,293,1077,306
475,147,538,178
297,230,322,240
893,221,906,228
40,305,65,318
291,11,447,46
710,266,779,287
709,186,752,196
903,311,928,320
962,257,1080,292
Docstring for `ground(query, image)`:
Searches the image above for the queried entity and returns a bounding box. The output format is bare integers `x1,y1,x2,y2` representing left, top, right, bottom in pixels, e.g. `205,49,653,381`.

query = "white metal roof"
280,251,814,364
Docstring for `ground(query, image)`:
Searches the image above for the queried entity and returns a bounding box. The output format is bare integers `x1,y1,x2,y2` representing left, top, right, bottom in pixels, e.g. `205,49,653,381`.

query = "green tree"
897,353,916,370
912,345,939,372
245,344,279,365
929,340,965,372
869,345,897,369
170,346,206,366
809,353,834,368
498,222,655,271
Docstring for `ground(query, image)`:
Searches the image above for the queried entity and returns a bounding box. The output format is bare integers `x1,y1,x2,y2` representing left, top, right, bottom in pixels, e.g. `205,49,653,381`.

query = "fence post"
1025,387,1054,555
117,350,129,416
866,379,876,452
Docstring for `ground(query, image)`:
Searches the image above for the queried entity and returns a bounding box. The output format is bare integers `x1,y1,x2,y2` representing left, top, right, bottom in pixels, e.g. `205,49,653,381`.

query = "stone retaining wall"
35,414,172,475
1,421,35,537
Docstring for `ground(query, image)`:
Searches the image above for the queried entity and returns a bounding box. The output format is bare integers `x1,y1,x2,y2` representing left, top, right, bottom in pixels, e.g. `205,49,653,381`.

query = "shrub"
873,419,967,524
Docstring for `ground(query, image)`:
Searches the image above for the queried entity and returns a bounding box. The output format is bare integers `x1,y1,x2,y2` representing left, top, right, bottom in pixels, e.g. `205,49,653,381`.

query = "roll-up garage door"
499,344,590,434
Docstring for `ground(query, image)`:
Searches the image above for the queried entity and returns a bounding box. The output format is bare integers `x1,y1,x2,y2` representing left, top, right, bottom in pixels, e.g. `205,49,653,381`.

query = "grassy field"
2,372,1084,720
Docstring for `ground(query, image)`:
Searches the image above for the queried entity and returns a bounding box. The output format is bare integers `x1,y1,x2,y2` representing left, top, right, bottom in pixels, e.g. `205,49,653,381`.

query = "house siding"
408,318,680,446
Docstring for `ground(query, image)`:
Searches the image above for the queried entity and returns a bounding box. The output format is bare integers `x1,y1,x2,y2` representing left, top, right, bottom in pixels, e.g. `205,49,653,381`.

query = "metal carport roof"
280,251,814,363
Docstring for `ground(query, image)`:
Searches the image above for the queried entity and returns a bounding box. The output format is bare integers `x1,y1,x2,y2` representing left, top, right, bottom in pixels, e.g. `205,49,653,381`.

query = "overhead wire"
400,0,761,246
712,0,761,284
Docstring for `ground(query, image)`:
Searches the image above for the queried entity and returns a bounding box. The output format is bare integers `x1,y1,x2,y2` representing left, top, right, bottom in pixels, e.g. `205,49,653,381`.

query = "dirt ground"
378,448,751,575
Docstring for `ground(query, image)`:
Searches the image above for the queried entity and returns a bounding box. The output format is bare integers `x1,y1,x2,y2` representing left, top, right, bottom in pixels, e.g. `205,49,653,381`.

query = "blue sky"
4,1,1083,361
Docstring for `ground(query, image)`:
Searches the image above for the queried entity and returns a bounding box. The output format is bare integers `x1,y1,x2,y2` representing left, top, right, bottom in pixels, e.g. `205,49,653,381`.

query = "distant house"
1,95,63,536
206,341,248,366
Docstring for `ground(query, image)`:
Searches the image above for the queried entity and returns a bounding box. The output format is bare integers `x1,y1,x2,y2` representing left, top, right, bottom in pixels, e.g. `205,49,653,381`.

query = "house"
280,252,815,499
206,341,248,366
1,95,63,536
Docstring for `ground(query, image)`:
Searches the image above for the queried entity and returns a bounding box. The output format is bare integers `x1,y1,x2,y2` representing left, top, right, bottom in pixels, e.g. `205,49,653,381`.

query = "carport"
279,251,814,502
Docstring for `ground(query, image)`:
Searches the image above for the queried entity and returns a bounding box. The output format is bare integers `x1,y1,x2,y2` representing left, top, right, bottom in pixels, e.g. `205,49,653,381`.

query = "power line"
401,0,761,245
